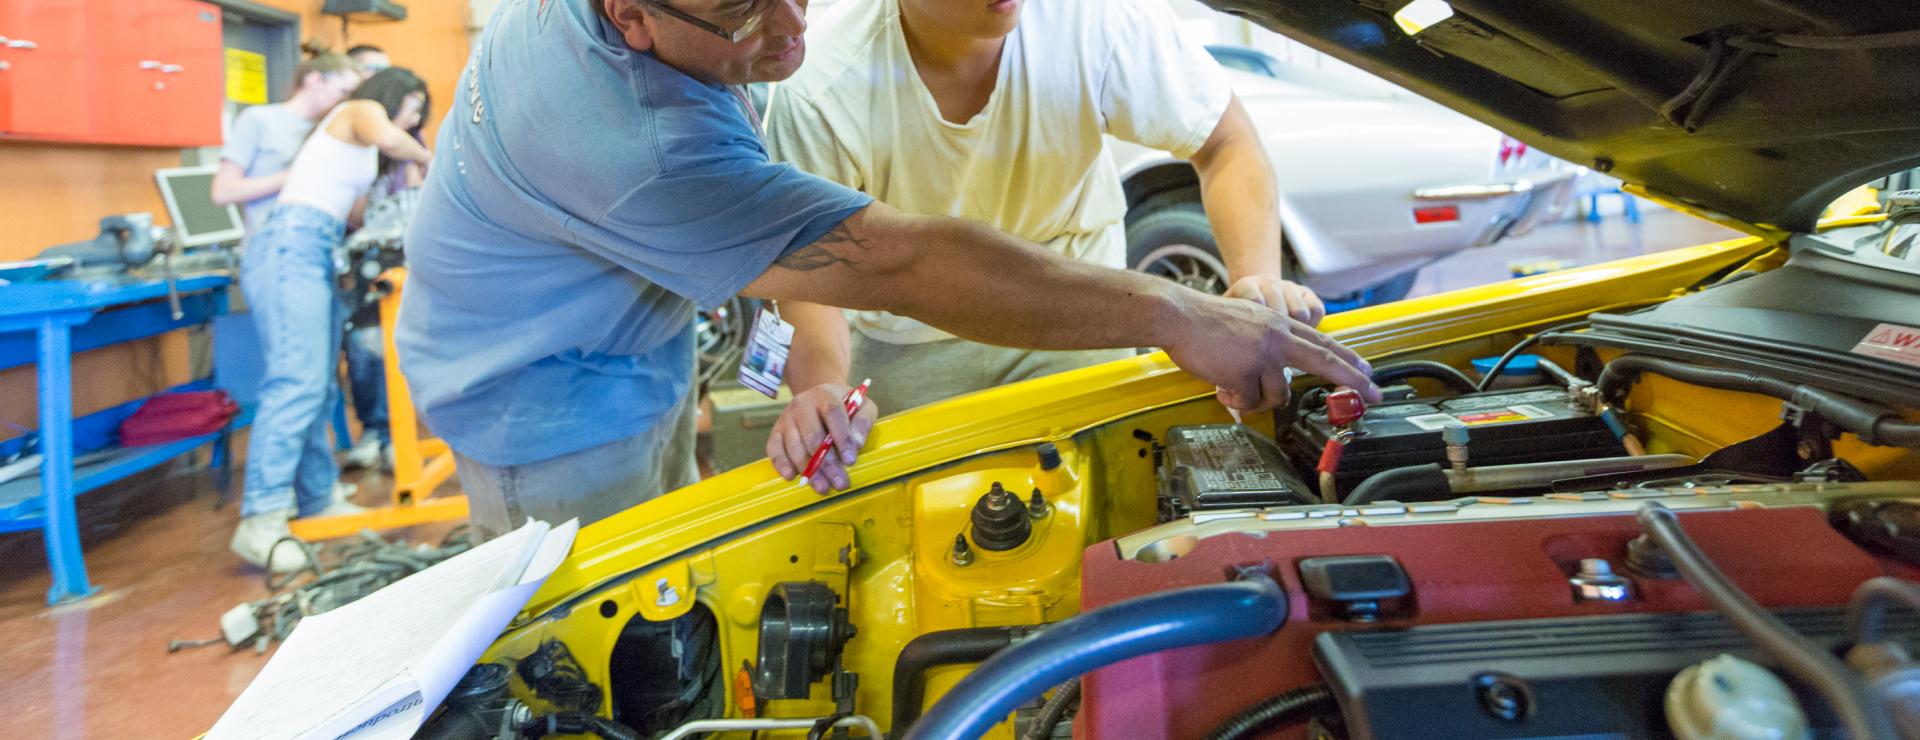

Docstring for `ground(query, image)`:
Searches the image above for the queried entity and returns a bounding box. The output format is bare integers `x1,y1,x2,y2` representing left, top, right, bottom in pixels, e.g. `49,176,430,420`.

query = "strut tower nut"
970,482,1032,551
949,534,975,567
1028,488,1051,519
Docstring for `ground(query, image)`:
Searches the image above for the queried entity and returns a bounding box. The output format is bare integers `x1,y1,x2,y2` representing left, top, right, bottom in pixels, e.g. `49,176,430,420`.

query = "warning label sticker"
1854,323,1920,369
1405,405,1552,431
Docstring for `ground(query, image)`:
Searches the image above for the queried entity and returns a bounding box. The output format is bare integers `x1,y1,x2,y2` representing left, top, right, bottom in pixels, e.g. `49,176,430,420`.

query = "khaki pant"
849,334,1135,414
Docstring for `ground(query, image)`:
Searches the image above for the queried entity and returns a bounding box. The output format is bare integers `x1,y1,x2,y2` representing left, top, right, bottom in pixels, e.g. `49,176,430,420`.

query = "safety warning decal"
1853,323,1920,369
1405,405,1551,431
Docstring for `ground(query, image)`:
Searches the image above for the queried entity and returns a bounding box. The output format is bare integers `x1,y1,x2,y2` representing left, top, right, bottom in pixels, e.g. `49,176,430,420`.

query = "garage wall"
0,1,472,449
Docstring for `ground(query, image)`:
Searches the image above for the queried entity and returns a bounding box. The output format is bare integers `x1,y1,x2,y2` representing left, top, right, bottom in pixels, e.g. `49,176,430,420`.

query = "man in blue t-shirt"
398,0,1380,541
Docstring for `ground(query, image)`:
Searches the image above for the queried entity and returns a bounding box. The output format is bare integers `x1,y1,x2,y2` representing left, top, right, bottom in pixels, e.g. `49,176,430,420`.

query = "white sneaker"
231,510,314,572
312,481,368,517
343,435,383,470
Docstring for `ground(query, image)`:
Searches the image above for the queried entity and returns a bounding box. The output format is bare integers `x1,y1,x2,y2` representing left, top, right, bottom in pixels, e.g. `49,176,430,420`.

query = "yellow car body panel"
517,233,1777,622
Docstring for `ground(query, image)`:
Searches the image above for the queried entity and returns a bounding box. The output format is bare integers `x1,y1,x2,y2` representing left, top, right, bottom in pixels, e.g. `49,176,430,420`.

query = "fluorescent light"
1394,0,1454,36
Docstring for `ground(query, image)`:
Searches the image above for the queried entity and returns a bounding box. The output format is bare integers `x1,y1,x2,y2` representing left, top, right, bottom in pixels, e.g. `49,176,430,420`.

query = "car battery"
1159,424,1315,518
1282,385,1625,500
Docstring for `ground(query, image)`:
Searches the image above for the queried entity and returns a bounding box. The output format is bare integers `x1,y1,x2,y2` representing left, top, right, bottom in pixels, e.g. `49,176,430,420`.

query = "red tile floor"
0,206,1740,738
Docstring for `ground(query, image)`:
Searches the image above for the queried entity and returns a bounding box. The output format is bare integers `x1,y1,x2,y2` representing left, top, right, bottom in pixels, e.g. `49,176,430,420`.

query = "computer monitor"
154,165,247,248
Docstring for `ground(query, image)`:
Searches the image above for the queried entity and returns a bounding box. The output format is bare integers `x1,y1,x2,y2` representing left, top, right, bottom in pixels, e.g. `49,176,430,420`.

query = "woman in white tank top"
231,68,436,572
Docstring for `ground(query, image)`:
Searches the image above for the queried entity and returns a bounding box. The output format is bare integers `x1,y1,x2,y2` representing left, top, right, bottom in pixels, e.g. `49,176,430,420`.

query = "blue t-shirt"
220,103,315,237
397,0,872,466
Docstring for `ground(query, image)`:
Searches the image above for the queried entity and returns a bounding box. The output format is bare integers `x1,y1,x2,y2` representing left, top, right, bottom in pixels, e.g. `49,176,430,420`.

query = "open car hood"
1200,0,1920,234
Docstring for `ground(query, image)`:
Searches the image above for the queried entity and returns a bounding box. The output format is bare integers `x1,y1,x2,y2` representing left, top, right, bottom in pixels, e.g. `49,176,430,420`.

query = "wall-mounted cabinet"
1,0,223,147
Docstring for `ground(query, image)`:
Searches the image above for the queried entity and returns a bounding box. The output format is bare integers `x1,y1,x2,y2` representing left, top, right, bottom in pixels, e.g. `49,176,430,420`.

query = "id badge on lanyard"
738,303,794,398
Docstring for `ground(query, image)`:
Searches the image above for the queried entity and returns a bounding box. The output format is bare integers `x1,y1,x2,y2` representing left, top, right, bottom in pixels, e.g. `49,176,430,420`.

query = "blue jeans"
345,326,388,443
240,204,346,517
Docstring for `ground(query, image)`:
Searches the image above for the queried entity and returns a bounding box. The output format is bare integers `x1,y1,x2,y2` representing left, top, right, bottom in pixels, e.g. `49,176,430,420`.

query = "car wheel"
1127,194,1231,295
695,296,754,389
1127,191,1422,313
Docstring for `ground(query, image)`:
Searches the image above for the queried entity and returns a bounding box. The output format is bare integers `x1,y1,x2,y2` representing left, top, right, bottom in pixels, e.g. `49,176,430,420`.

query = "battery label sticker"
1853,323,1920,369
1454,405,1551,426
1407,405,1551,431
1406,413,1462,431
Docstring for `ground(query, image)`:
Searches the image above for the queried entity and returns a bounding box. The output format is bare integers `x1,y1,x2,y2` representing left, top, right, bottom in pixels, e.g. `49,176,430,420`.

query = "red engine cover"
1077,507,1908,739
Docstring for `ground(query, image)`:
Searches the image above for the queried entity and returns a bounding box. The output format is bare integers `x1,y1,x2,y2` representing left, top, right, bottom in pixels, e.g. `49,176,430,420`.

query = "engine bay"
442,217,1920,740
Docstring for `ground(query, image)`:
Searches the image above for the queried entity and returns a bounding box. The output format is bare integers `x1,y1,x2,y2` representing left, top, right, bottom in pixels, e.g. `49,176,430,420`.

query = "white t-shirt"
765,0,1233,345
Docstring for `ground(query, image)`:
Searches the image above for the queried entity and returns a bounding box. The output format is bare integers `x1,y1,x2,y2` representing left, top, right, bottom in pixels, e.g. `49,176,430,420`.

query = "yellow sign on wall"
226,48,268,105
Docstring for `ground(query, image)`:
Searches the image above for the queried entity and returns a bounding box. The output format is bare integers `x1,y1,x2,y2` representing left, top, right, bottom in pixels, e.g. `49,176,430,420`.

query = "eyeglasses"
643,0,775,44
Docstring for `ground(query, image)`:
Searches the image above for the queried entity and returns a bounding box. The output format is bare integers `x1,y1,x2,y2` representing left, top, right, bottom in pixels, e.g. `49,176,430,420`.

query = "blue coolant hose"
900,574,1288,740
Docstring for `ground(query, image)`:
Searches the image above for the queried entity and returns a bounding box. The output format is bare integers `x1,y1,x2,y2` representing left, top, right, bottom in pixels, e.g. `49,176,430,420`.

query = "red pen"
800,378,872,486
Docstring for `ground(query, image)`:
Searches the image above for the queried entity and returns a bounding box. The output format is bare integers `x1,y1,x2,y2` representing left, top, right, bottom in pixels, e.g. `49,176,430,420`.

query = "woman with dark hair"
210,51,364,236
232,67,435,571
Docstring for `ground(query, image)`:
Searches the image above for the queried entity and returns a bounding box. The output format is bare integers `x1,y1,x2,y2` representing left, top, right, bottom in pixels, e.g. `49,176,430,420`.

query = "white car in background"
1116,46,1581,310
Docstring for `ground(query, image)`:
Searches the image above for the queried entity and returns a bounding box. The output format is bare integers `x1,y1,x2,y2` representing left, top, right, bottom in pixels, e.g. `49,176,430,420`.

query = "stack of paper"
208,519,579,740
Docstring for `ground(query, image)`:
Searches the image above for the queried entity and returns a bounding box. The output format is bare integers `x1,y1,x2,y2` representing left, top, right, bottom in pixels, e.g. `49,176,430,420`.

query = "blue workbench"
0,273,235,604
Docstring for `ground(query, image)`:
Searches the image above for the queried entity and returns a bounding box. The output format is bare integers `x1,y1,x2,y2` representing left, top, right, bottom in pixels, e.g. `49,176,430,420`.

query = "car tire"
1126,192,1232,296
695,295,756,392
1126,190,1422,314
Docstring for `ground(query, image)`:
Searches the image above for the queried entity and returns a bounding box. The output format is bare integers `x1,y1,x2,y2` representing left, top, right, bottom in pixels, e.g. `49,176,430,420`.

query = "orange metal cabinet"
91,0,224,147
0,0,223,147
0,0,94,141
149,0,225,145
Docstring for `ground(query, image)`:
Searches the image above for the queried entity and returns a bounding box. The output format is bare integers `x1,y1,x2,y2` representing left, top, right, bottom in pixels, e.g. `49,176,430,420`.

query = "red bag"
118,391,239,447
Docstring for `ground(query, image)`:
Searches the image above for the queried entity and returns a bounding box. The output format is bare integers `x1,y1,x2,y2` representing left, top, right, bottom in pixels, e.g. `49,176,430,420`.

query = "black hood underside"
1203,0,1920,233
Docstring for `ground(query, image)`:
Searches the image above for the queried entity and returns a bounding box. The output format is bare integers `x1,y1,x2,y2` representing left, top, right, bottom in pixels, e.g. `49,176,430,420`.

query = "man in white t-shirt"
761,0,1318,480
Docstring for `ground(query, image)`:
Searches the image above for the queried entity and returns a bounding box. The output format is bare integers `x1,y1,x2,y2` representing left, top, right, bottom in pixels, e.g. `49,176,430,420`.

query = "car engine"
1076,225,1920,738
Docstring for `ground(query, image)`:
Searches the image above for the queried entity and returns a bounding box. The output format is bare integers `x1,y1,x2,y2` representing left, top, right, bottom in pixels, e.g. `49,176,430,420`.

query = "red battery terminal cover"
1325,387,1368,427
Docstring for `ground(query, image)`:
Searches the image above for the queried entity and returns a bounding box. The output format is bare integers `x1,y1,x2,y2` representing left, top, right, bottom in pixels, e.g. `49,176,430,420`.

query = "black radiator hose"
890,627,1027,736
1596,354,1920,447
1343,463,1449,506
1370,361,1478,395
1204,683,1336,740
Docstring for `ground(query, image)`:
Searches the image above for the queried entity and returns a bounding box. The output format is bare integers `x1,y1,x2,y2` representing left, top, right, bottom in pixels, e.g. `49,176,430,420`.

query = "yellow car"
436,2,1920,739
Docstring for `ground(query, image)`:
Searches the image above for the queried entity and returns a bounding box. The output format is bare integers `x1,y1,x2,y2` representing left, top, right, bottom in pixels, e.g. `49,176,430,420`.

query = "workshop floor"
1407,204,1739,299
0,206,1741,739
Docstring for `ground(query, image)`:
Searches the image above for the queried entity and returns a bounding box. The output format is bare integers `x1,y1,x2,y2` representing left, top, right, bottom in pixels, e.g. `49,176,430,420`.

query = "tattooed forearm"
776,221,870,272
815,221,870,249
776,243,856,271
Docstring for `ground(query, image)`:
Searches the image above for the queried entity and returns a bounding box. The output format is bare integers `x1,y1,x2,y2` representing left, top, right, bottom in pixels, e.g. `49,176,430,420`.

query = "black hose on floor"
1638,504,1895,740
1204,683,1336,740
